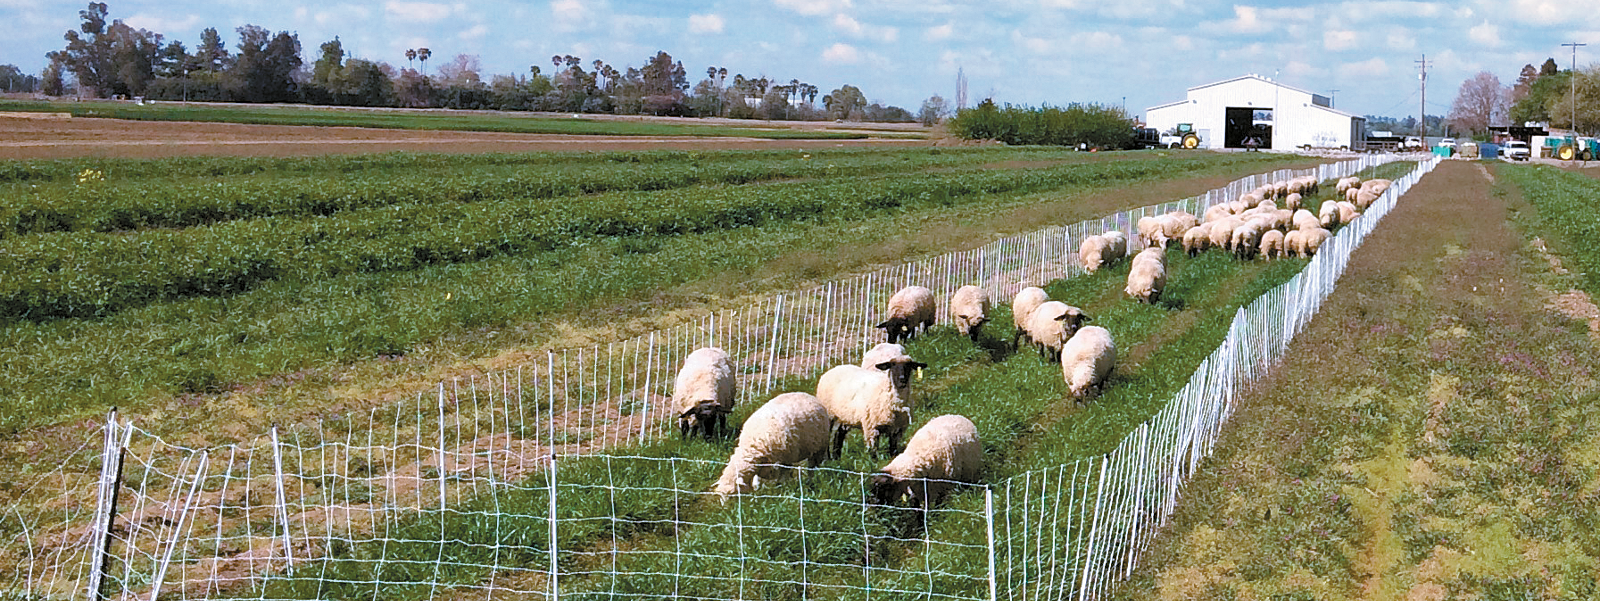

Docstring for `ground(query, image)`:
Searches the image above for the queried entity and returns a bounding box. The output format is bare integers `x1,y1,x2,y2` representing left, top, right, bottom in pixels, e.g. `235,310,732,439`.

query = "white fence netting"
3,154,1436,601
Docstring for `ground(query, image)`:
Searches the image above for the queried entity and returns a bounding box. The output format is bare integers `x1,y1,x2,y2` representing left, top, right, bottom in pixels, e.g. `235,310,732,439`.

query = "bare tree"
1447,71,1506,135
436,53,482,87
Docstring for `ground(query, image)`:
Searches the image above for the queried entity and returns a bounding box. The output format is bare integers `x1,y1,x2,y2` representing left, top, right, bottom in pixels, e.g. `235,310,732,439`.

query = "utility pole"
1329,89,1339,109
1416,55,1431,141
1562,42,1585,133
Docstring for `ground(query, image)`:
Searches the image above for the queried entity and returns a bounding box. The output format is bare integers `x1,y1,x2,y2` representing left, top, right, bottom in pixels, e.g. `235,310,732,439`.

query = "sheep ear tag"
916,367,924,380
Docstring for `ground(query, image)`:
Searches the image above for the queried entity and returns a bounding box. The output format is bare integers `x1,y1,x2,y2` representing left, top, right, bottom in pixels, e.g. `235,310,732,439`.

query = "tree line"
34,2,921,122
1444,58,1600,137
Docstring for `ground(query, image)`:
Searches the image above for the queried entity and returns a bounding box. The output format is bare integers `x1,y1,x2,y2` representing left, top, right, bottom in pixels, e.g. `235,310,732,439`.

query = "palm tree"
406,49,416,70
417,47,431,76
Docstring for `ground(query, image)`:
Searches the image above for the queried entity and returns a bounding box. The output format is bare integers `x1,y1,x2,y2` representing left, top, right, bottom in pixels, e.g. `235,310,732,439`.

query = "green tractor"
1160,123,1202,149
1547,136,1600,161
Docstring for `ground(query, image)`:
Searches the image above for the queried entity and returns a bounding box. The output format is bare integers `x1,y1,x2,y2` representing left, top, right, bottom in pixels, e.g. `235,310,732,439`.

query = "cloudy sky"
3,0,1597,120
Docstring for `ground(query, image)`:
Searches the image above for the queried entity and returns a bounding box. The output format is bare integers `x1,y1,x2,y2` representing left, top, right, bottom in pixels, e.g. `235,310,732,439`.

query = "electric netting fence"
4,155,1438,601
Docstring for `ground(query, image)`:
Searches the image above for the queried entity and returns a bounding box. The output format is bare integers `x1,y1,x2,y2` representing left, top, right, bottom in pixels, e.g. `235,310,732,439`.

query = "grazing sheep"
1164,212,1199,238
1258,229,1286,260
1284,229,1307,257
861,343,928,401
1022,300,1091,363
816,365,911,458
1361,179,1392,196
1230,220,1264,260
673,347,738,439
1079,234,1114,274
1354,189,1380,210
1125,247,1167,304
948,285,992,339
1319,201,1343,230
1209,217,1242,251
713,392,832,497
1061,326,1116,400
1203,204,1234,223
1337,201,1360,224
1182,222,1213,256
1344,187,1361,203
1292,209,1321,232
1337,176,1361,196
1101,230,1128,259
1285,192,1302,212
1303,228,1332,256
1011,287,1049,349
877,286,936,344
1136,215,1174,249
870,414,983,508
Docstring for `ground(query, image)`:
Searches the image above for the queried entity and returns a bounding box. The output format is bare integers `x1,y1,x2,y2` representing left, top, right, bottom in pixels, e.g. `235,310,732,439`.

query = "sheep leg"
831,426,848,460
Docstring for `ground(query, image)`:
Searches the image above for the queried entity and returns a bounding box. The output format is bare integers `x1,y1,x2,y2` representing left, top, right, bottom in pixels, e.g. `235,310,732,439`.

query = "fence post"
270,427,293,574
764,295,786,393
548,453,559,601
1076,457,1110,600
84,409,124,601
985,487,997,601
148,451,208,601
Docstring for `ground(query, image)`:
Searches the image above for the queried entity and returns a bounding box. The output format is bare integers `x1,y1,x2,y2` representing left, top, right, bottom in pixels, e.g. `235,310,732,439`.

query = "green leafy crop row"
0,154,1287,319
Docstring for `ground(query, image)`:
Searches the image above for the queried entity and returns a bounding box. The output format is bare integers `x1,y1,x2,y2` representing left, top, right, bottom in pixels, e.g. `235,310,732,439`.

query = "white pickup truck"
1502,140,1531,161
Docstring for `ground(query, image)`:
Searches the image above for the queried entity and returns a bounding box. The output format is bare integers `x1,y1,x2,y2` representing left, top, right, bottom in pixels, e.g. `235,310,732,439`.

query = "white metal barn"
1145,74,1367,151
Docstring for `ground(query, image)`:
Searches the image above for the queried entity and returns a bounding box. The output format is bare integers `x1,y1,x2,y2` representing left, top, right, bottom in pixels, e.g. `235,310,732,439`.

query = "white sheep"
861,343,928,402
1163,212,1199,239
1302,228,1331,256
1101,230,1128,259
949,285,992,339
1284,230,1306,257
816,364,911,458
1061,326,1116,399
1354,189,1380,210
1231,220,1264,260
1011,286,1049,349
1022,300,1091,363
1318,200,1343,230
1284,192,1302,212
713,392,832,497
672,347,738,439
870,414,983,508
1125,247,1167,304
1258,229,1286,260
1079,234,1113,274
1136,215,1173,248
1203,203,1234,223
1182,222,1213,256
1337,201,1361,224
1208,217,1242,251
877,286,935,344
1292,209,1320,232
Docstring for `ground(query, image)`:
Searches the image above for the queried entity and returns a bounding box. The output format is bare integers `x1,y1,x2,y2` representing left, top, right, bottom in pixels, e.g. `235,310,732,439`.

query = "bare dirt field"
0,115,929,160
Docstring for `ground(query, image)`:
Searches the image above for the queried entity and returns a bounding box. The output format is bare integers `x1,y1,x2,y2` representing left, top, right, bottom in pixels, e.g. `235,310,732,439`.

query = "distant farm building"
1145,74,1367,151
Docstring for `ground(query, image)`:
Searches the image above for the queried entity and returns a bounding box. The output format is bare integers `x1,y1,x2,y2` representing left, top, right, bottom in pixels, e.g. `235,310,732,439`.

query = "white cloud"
1338,57,1390,79
458,24,488,41
385,1,455,22
924,23,953,41
124,14,202,33
1013,31,1053,54
1467,19,1501,46
774,0,852,17
1071,31,1123,50
1502,0,1595,26
1284,60,1319,78
822,42,861,64
688,13,725,34
551,0,591,30
1385,29,1415,51
831,14,898,41
1324,30,1357,51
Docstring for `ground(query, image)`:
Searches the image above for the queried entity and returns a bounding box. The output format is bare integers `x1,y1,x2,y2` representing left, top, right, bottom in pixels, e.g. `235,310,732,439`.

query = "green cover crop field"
0,148,1313,436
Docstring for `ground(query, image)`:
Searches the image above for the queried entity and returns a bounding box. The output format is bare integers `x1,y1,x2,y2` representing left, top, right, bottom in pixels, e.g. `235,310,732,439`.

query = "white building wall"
1144,75,1363,150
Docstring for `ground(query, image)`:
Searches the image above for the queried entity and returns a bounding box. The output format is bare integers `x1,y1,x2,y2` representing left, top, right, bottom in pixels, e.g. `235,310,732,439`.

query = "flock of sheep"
667,173,1388,510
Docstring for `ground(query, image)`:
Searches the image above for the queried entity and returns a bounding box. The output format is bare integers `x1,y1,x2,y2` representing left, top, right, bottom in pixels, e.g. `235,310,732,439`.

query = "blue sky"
3,0,1598,120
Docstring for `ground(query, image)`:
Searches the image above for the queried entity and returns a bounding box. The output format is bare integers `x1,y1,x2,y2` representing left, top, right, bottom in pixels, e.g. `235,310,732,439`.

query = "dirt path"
0,116,926,159
1115,160,1600,600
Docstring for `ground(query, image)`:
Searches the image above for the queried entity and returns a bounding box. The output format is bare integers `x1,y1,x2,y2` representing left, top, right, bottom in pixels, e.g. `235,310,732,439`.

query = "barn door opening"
1225,107,1272,150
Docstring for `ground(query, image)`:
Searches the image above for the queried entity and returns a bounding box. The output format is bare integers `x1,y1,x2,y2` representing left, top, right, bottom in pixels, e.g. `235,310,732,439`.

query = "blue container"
1479,143,1499,159
1432,146,1453,157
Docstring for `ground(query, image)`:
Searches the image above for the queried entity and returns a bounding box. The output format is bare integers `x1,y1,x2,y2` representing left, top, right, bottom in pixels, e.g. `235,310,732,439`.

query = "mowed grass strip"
0,152,1305,434
1115,161,1600,600
0,99,879,139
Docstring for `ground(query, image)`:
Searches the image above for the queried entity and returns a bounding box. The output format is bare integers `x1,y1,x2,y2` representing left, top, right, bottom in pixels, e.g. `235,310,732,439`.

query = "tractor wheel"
1558,144,1577,161
1584,149,1594,162
1182,134,1200,149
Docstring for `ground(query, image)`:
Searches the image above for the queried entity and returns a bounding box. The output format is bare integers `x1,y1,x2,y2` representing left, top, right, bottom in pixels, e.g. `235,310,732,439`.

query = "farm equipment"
1160,123,1202,149
1545,136,1600,161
